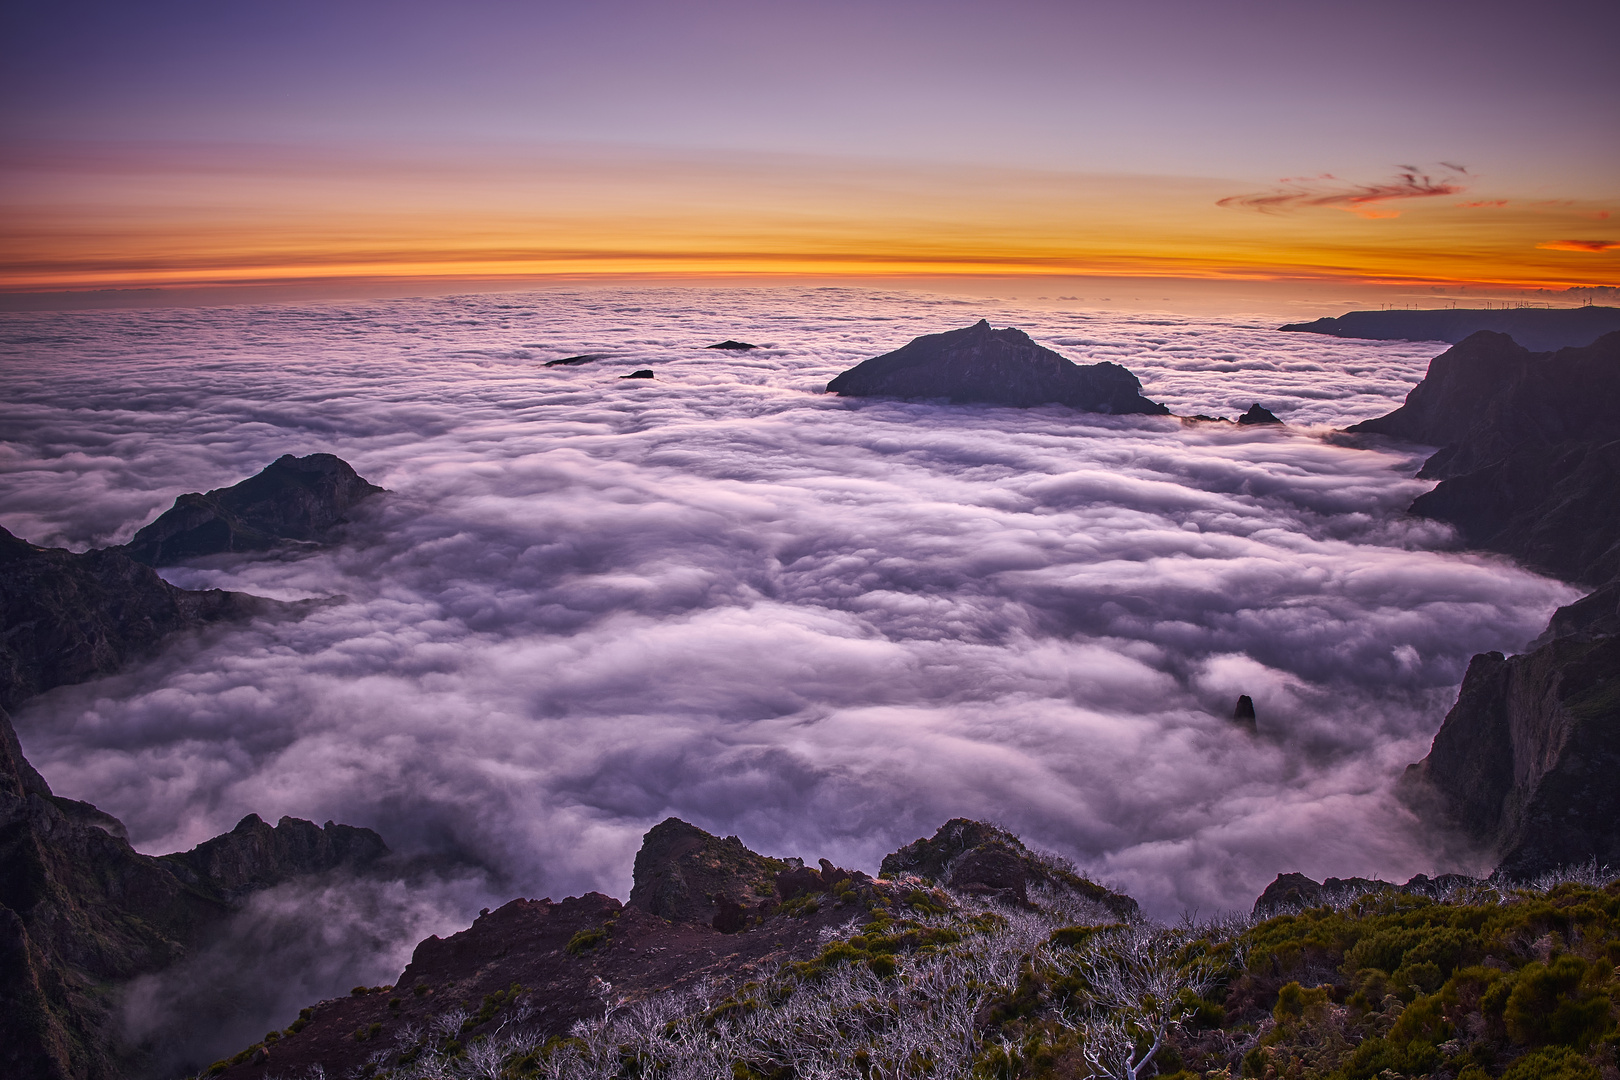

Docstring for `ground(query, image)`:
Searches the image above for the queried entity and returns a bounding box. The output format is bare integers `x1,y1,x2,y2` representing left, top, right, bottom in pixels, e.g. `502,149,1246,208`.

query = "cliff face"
1408,630,1620,878
1353,331,1620,875
120,453,384,567
826,320,1168,415
0,526,269,713
0,707,388,1080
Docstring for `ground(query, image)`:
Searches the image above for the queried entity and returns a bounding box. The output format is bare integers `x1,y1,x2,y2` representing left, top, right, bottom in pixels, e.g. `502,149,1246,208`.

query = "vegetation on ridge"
214,866,1620,1080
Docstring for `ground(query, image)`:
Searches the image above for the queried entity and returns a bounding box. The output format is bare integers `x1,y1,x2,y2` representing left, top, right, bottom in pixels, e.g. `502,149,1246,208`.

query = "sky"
2,0,1617,302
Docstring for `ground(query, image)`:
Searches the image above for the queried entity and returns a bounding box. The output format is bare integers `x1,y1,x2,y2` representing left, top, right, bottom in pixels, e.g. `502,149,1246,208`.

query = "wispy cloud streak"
1219,166,1468,218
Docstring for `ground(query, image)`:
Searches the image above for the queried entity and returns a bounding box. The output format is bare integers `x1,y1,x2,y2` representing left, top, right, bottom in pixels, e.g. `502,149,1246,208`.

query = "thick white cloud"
0,288,1577,938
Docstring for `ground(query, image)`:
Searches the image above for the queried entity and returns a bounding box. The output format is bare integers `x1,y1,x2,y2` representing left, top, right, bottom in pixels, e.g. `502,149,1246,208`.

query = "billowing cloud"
1537,239,1620,252
0,288,1578,1048
1218,166,1468,217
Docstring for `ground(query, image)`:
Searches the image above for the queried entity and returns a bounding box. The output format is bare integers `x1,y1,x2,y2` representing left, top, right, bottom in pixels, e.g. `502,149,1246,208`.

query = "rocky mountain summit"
120,453,384,567
826,320,1168,415
1281,304,1620,351
1346,331,1620,876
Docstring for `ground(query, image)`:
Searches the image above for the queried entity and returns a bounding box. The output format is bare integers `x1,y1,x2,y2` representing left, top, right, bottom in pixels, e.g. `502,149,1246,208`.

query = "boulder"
121,453,385,567
826,320,1168,415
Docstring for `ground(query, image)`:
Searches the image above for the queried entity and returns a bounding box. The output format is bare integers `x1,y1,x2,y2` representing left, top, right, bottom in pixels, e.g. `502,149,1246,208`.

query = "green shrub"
1501,1047,1601,1080
1504,955,1613,1048
565,924,610,955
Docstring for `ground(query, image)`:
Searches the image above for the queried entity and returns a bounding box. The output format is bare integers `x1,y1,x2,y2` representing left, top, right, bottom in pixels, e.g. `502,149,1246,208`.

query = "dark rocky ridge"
120,453,384,567
1280,305,1620,351
208,818,1136,1080
0,526,270,714
826,319,1168,415
1,706,387,1080
1251,869,1484,915
1346,331,1620,876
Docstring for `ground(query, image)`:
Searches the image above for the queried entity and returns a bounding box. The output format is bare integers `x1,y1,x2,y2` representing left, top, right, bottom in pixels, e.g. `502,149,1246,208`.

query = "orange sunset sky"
2,0,1616,309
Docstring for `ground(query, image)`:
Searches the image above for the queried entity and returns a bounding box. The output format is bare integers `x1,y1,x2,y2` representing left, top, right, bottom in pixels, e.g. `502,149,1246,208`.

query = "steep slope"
826,319,1168,415
0,526,269,713
0,707,387,1080
1347,331,1620,874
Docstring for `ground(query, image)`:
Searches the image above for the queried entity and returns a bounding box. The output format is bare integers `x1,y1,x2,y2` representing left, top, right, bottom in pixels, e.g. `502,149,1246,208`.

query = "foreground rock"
1280,304,1620,351
1346,331,1620,876
0,707,386,1080
826,320,1168,415
121,453,384,567
0,526,270,713
207,817,1133,1080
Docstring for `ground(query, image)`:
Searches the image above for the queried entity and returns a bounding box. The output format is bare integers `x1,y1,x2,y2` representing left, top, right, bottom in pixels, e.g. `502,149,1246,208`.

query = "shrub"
1504,955,1614,1048
1501,1046,1601,1080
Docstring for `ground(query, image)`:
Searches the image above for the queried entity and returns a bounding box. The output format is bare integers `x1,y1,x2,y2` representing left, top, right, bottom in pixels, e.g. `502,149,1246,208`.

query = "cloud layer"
1219,166,1468,218
0,288,1576,938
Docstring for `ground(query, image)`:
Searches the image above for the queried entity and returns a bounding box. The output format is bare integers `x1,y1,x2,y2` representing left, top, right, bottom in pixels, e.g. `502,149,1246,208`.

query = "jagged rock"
1252,870,1484,915
706,340,757,350
879,818,1138,918
0,707,388,1080
544,353,608,367
1279,305,1620,352
621,369,655,379
627,818,784,928
0,525,270,712
826,320,1168,415
1403,633,1620,878
1237,404,1282,425
160,813,388,902
1233,695,1257,729
121,453,385,567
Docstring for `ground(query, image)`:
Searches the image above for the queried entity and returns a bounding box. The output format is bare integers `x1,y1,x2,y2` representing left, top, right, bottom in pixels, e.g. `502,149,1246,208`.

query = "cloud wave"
0,288,1575,942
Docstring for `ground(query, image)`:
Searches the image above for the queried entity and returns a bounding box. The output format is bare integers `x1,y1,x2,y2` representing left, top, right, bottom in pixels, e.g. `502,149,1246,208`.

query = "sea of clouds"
0,287,1579,1057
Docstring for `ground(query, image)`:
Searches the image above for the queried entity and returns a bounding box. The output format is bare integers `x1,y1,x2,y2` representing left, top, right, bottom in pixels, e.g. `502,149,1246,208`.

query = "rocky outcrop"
880,818,1138,918
0,525,269,713
0,706,387,1080
1280,305,1620,351
826,320,1168,415
1237,404,1282,426
706,340,757,350
626,817,786,929
120,453,384,567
